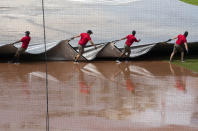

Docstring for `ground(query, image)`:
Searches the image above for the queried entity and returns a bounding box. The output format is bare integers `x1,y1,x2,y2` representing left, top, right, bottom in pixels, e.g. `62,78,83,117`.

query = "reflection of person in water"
118,63,136,93
75,64,94,94
169,63,186,92
17,65,31,96
191,112,198,126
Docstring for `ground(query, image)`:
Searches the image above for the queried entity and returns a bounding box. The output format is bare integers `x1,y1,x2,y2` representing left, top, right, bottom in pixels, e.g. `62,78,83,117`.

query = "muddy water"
0,61,198,131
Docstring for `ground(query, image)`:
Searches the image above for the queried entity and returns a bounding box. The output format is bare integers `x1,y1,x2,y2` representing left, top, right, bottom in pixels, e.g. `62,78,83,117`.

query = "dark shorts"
78,45,85,55
15,47,26,56
123,44,131,54
173,44,184,53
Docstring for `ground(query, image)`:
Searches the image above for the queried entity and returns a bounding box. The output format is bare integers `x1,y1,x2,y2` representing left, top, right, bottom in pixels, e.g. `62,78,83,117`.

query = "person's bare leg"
126,51,131,61
170,52,175,62
120,52,126,58
126,51,131,57
75,54,80,62
181,52,184,62
117,53,124,61
75,45,84,62
15,49,20,58
12,50,19,62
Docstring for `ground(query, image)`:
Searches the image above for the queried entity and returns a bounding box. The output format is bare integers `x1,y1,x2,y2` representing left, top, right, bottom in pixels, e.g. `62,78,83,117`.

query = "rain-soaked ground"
0,61,198,131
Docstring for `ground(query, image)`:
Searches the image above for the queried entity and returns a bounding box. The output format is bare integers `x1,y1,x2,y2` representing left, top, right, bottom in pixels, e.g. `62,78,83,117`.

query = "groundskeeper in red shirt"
21,36,31,49
125,34,138,47
176,34,187,46
78,33,91,46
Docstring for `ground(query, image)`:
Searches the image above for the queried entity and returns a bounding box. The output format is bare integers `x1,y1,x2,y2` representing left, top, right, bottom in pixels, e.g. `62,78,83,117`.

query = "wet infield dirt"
0,61,198,131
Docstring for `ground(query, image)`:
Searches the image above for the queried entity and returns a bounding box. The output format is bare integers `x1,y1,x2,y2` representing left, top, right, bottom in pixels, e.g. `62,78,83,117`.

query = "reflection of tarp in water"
29,71,59,82
81,63,104,78
0,40,197,61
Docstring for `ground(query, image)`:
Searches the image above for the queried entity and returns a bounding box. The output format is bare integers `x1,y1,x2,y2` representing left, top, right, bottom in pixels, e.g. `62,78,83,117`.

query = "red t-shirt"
78,33,91,46
125,34,138,47
176,34,187,45
21,36,31,49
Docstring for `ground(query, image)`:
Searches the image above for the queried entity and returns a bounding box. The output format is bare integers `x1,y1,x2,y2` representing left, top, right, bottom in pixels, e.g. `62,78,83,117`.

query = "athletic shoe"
116,60,121,64
14,62,20,64
74,59,79,64
116,58,121,62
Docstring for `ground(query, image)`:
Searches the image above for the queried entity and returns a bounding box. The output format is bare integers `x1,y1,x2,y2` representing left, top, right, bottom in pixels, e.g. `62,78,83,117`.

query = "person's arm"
114,37,126,43
89,40,97,49
135,38,141,42
71,35,80,40
120,37,127,41
11,40,21,45
184,42,188,53
171,36,177,40
168,36,177,42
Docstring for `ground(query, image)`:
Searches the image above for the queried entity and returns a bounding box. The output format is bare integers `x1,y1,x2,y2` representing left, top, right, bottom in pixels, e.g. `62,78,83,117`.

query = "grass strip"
173,58,198,73
180,0,198,6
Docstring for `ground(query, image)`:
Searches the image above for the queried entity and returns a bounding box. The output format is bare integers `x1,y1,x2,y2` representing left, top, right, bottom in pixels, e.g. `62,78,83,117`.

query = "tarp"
0,40,197,61
0,40,106,61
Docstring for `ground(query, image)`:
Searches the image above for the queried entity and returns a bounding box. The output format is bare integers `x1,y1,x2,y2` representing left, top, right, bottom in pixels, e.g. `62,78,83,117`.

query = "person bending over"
168,31,189,62
71,30,96,62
